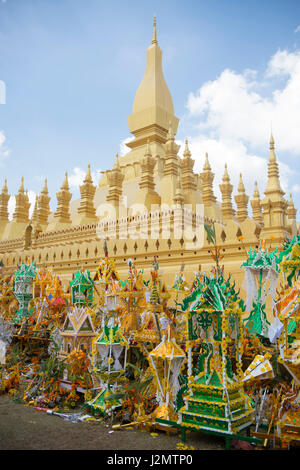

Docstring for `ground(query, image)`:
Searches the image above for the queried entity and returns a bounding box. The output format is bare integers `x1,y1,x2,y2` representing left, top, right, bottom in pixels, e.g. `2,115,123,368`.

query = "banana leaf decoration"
204,223,216,245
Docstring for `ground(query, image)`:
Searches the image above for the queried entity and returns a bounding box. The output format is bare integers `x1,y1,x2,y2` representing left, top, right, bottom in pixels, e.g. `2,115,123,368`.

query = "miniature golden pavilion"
0,19,298,326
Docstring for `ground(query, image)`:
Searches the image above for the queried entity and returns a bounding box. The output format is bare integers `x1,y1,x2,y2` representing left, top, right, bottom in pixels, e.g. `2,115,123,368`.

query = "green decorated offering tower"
13,262,37,323
70,269,94,306
87,319,128,416
242,245,279,338
178,270,254,435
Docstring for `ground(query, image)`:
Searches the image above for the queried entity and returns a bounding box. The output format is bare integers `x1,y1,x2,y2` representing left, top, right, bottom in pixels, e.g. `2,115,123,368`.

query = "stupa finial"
152,16,157,45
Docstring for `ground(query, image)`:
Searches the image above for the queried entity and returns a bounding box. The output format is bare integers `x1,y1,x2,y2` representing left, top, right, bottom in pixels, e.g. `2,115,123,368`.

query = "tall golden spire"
106,155,125,218
54,172,72,224
127,18,179,149
219,164,235,220
251,181,263,225
287,193,297,220
61,171,69,191
203,152,211,171
38,178,51,225
13,177,29,223
77,164,97,221
181,138,196,198
265,133,284,196
234,173,249,222
200,153,216,205
160,122,180,205
0,178,10,222
261,134,288,239
173,177,184,206
19,176,24,194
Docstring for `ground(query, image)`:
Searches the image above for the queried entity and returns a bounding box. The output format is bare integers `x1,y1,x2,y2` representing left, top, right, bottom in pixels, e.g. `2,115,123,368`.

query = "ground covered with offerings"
0,230,300,450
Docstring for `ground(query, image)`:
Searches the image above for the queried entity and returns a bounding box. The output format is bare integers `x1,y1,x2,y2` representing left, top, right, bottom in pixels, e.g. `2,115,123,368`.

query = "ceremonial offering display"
242,245,280,338
135,256,171,346
60,305,96,358
118,259,145,336
178,269,254,436
13,262,37,323
0,234,299,450
149,326,186,422
70,269,94,307
88,319,128,416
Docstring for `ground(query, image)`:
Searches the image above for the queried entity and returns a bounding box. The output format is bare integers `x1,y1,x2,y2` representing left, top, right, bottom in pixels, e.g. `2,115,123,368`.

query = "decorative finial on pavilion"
152,16,157,45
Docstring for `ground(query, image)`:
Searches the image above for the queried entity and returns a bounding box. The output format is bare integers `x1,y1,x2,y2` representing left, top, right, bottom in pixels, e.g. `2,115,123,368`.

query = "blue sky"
1,0,300,216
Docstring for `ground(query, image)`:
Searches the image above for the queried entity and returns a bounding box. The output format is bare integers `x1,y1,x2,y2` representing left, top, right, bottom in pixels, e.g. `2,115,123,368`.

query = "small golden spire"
203,152,211,171
152,16,157,45
238,173,245,193
84,164,93,183
183,139,191,159
222,163,230,183
41,178,48,194
253,181,260,198
19,176,24,193
2,178,8,194
61,171,69,190
287,192,297,220
114,153,120,170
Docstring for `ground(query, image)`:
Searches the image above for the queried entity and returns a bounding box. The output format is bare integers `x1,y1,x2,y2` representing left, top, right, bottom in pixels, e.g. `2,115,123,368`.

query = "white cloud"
0,131,10,166
186,49,300,155
28,191,36,219
292,184,300,194
119,136,134,156
184,48,300,208
68,167,86,189
294,25,300,33
8,196,15,221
